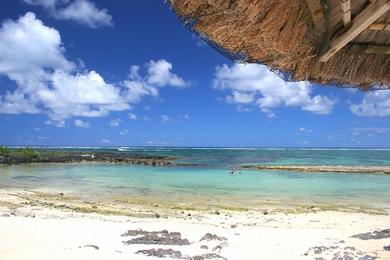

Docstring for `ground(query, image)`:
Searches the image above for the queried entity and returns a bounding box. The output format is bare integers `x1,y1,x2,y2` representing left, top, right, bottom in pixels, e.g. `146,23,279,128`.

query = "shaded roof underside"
170,0,390,89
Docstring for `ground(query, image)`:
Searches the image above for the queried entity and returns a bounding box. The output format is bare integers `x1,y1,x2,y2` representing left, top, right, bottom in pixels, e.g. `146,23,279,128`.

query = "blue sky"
0,0,389,147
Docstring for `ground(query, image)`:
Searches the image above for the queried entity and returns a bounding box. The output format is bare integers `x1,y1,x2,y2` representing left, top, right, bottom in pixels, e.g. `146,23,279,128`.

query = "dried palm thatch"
168,0,390,89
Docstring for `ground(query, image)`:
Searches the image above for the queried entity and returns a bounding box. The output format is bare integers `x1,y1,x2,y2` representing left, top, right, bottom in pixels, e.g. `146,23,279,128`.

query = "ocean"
1,147,390,211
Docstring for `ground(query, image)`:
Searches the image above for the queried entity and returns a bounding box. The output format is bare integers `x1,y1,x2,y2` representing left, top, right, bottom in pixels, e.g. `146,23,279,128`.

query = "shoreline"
1,188,388,217
0,188,389,259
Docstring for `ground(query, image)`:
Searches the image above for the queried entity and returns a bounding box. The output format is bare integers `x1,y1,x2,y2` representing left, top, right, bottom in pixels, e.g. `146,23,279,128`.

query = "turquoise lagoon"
1,147,390,211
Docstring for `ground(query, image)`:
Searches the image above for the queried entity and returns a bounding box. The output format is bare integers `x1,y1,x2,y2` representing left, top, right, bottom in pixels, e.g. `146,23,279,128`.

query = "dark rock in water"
200,233,227,242
59,192,64,197
122,229,190,246
200,245,208,250
136,248,182,258
352,229,390,240
190,253,227,260
384,244,390,251
230,224,237,228
82,245,99,250
155,213,160,218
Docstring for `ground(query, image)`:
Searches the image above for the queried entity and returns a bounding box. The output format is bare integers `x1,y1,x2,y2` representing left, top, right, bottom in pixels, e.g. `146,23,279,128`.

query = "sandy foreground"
0,189,389,260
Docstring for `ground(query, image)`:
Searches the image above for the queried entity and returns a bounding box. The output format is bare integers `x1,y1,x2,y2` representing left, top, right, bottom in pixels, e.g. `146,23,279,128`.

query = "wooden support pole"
319,0,390,62
340,0,351,25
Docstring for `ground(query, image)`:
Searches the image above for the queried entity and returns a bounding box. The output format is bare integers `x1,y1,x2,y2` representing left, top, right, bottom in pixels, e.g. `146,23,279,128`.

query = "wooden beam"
351,43,390,54
369,22,390,30
340,0,351,25
366,45,390,54
304,0,326,36
319,0,390,62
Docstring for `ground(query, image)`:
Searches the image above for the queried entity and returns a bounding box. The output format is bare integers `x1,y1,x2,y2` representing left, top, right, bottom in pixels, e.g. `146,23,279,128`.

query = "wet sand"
0,188,389,259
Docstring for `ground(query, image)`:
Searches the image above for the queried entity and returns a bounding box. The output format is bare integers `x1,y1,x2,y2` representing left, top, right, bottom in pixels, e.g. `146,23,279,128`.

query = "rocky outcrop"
352,229,390,240
0,151,177,166
242,165,390,174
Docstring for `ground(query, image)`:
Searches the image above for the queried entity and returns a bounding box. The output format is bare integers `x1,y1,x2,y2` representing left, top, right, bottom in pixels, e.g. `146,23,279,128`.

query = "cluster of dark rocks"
351,229,390,240
0,151,176,166
199,233,227,242
121,229,190,246
122,230,228,259
304,245,378,260
351,229,390,255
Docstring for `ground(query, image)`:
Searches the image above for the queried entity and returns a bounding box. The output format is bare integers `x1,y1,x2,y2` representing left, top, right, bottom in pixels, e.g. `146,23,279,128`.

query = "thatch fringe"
169,0,390,89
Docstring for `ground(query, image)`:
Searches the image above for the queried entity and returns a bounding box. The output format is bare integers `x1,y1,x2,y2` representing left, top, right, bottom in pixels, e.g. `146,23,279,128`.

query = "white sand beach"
0,189,389,260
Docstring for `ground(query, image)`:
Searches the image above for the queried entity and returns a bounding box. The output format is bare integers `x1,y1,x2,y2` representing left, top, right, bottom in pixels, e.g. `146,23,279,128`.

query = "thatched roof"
169,0,390,89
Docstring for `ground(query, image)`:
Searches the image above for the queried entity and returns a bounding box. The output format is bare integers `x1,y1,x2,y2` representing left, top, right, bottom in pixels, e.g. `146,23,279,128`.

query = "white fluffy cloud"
22,0,68,9
22,0,112,28
122,65,159,103
55,0,113,28
0,13,187,126
160,115,170,123
109,118,122,127
146,60,188,88
101,138,111,144
296,127,312,134
0,12,72,76
74,119,89,128
128,113,137,120
120,129,128,135
213,64,336,117
350,90,390,117
122,60,189,103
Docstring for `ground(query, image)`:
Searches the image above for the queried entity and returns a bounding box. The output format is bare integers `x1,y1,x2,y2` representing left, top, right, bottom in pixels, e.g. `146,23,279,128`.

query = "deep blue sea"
1,147,390,210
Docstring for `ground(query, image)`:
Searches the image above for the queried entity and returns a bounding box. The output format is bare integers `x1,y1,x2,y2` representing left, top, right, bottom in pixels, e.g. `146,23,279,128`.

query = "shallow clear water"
1,148,390,210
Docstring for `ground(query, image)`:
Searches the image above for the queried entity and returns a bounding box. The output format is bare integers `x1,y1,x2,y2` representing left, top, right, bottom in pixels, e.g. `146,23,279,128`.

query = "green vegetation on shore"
0,147,40,158
0,146,11,156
